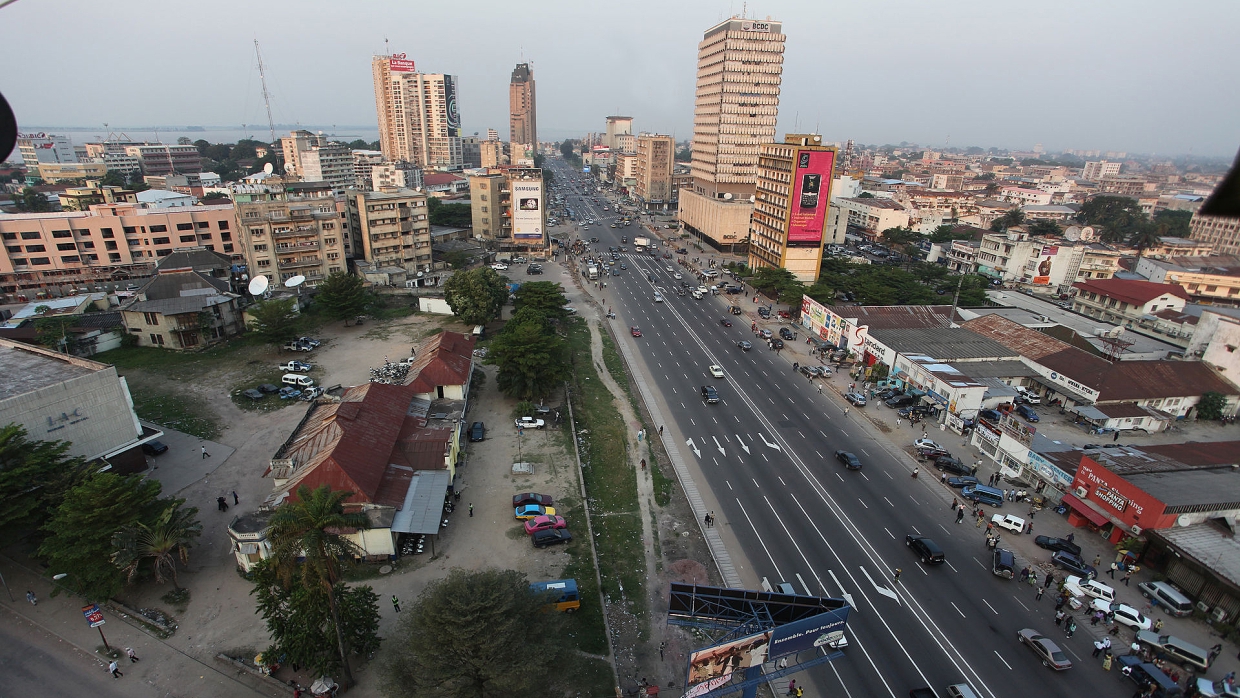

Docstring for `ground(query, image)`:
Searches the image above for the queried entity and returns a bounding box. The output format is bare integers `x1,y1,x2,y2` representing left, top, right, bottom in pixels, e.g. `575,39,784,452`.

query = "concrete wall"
418,296,453,315
0,366,142,460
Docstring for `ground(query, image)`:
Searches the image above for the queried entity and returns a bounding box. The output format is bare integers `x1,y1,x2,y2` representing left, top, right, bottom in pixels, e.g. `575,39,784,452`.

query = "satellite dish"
723,192,733,200
248,276,269,296
284,162,295,173
284,275,306,288
264,162,274,175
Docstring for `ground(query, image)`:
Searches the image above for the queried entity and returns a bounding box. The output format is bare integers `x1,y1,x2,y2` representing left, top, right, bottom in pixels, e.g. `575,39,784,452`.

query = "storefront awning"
1068,405,1109,421
1061,493,1109,527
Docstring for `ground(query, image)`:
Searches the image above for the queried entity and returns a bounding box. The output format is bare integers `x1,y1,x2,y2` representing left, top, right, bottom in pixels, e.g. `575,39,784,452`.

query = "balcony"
279,258,323,270
276,241,321,253
273,227,317,239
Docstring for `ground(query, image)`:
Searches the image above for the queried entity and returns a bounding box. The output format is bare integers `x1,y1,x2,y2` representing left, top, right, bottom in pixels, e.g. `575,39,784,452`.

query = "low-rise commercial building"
1134,255,1240,306
36,162,108,184
830,197,909,241
124,144,201,176
977,232,1120,289
1072,278,1189,325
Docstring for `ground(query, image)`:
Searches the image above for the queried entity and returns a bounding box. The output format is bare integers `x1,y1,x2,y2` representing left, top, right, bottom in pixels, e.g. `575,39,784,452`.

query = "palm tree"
112,502,202,590
268,485,370,686
1130,224,1166,261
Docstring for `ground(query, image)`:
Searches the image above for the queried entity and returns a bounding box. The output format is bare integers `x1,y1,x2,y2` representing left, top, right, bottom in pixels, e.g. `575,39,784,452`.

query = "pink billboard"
389,53,416,72
787,149,835,244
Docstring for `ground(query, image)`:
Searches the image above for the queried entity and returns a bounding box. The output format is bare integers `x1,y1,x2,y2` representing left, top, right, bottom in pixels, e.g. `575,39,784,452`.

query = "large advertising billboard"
388,53,415,72
1032,245,1058,285
787,149,836,245
685,630,770,693
443,75,461,135
768,607,851,659
512,180,544,240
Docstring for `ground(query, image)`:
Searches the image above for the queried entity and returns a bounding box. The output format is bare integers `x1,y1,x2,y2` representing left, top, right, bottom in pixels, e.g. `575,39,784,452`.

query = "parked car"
729,306,743,315
1016,404,1040,423
532,528,572,548
512,493,553,508
1064,575,1116,603
279,360,312,372
515,504,556,520
779,327,796,340
515,416,546,429
885,395,917,409
283,340,314,352
770,338,784,349
1035,536,1082,557
834,450,862,470
918,447,952,461
1051,551,1097,579
845,392,867,406
142,440,169,455
757,307,771,318
905,535,945,565
1091,600,1152,631
946,476,980,489
258,383,281,394
300,387,325,401
1017,628,1072,671
934,456,975,476
977,409,1003,424
469,422,486,442
876,388,901,400
524,515,568,535
991,513,1026,534
278,387,302,399
914,437,940,450
242,388,265,400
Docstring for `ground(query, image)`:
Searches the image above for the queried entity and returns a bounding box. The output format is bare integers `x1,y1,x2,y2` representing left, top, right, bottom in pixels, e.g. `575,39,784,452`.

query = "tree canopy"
315,272,368,323
1153,209,1192,238
13,187,52,212
511,281,568,320
427,198,472,227
1196,392,1227,421
1077,195,1152,242
1027,219,1062,237
815,258,989,307
444,267,508,325
112,500,201,591
989,208,1025,233
381,568,570,698
248,298,301,344
486,318,568,400
750,266,804,304
0,424,88,535
928,225,979,244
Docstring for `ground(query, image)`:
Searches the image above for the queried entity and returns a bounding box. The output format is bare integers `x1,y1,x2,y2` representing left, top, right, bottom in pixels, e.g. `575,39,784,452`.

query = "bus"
529,579,580,612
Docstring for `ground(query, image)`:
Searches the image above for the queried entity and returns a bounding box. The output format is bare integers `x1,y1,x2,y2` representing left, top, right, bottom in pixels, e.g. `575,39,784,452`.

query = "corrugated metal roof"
390,470,452,534
869,327,1016,361
407,331,475,393
1097,361,1240,402
1155,523,1240,588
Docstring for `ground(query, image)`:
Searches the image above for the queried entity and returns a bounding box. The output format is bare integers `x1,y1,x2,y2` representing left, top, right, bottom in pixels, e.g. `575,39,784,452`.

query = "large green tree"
1196,392,1227,421
1027,219,1062,237
1078,195,1151,243
427,198,473,227
0,425,88,535
248,298,301,344
251,560,381,677
38,473,165,600
381,568,569,698
99,170,128,188
989,208,1025,233
486,320,568,400
1130,225,1165,260
315,272,368,324
512,281,568,320
444,267,508,325
13,187,52,213
267,485,372,686
1153,209,1192,238
111,500,202,591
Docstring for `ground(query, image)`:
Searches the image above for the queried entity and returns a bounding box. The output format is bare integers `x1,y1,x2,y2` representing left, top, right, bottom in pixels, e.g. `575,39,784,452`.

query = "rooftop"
814,304,954,330
839,197,906,210
1074,278,1189,306
1153,522,1240,589
1146,255,1240,276
1095,360,1239,402
406,331,475,394
868,327,1016,361
0,338,107,400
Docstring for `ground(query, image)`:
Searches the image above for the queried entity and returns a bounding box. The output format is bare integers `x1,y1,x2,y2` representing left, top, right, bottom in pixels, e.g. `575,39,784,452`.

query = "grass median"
598,328,673,507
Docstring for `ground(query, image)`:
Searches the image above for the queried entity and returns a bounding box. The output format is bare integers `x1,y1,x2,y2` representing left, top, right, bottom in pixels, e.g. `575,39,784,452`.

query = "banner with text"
787,149,836,244
512,180,544,240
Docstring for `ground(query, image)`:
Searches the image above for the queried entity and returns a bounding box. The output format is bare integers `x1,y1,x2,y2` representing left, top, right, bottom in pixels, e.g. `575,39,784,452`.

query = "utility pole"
254,40,278,149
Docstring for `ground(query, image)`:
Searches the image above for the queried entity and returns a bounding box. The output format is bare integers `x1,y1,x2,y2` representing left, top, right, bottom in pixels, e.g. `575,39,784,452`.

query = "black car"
770,338,784,349
757,307,771,318
1034,536,1082,557
720,318,733,327
1051,551,1097,579
725,286,743,294
917,446,952,460
934,456,975,476
701,385,719,403
885,395,917,409
876,388,901,400
779,327,795,340
258,383,281,394
513,492,553,507
905,535,946,565
978,409,1003,424
946,476,980,489
142,440,169,456
834,450,862,470
532,529,572,548
243,388,265,400
468,422,486,442
898,405,933,418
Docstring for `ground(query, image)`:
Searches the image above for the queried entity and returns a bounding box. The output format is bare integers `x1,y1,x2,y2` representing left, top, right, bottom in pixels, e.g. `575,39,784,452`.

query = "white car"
665,265,674,272
1090,600,1151,631
490,263,509,271
673,272,683,280
1064,575,1116,603
515,417,546,429
279,361,312,372
697,286,709,294
991,513,1026,534
709,365,725,378
913,437,940,451
653,292,664,302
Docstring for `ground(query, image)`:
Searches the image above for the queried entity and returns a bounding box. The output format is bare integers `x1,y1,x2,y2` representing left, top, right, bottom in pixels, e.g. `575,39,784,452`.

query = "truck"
587,265,599,280
633,236,650,251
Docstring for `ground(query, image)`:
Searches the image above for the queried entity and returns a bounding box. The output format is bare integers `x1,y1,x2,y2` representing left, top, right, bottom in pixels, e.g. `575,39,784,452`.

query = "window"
143,312,159,325
20,231,40,240
73,229,90,237
152,237,171,245
80,241,94,249
149,334,165,346
149,225,168,233
30,257,50,265
176,223,193,231
11,258,25,266
0,233,13,240
254,244,267,252
60,255,80,264
25,245,46,252
109,253,122,262
197,221,209,229
218,220,229,230
56,243,75,251
179,235,195,243
249,228,264,237
51,230,72,238
223,243,234,253
105,241,118,250
256,259,272,268
4,246,19,253
156,249,172,256
221,232,232,241
198,233,212,241
123,226,137,234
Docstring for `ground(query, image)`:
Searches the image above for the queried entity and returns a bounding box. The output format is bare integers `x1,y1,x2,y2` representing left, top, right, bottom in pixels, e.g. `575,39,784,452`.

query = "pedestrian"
1094,640,1106,658
232,490,239,505
951,497,958,511
786,680,796,696
1055,596,1066,611
217,496,228,512
201,445,211,459
986,522,994,534
1093,556,1101,568
1036,586,1045,600
1045,573,1055,589
1109,562,1118,579
956,507,965,523
896,418,902,428
976,513,984,528
817,384,822,394
1026,521,1033,535
126,647,139,663
844,407,849,417
894,568,902,582
1091,611,1102,626
940,472,947,484
795,688,803,698
469,503,474,517
25,590,36,605
1152,618,1163,633
1055,609,1065,626
641,459,647,471
392,595,401,613
659,425,664,435
1102,650,1112,672
1028,570,1038,587
1066,618,1077,638
109,660,123,678
1019,567,1029,582
1121,570,1132,586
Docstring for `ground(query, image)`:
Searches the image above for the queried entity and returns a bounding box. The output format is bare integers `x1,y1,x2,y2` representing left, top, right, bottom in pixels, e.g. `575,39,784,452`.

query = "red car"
777,310,792,319
512,492,553,508
524,515,567,535
630,326,642,337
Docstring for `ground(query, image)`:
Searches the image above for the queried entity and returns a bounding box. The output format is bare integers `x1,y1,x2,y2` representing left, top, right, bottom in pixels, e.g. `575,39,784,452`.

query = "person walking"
216,496,228,512
1121,570,1132,586
391,595,401,613
1054,609,1065,626
231,490,239,505
786,680,796,696
893,568,902,583
1093,640,1107,658
950,497,958,512
1108,562,1118,579
955,506,965,524
844,407,849,417
469,503,474,517
25,591,36,606
201,446,211,459
1065,618,1077,638
1036,585,1045,600
109,660,123,679
659,425,664,435
125,647,140,663
1028,570,1038,587
1093,556,1102,568
1045,573,1055,589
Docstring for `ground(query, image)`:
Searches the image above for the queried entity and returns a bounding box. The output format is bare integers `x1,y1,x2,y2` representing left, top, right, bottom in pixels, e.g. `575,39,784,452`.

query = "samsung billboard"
512,181,544,240
787,149,835,245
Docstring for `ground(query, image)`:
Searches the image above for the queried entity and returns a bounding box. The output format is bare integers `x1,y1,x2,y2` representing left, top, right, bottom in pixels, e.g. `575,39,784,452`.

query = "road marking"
762,453,769,462
1013,596,1030,611
752,478,760,489
778,476,786,486
951,602,966,618
973,558,986,570
883,497,894,507
815,450,823,458
768,397,775,404
885,471,893,480
819,430,828,438
826,569,857,610
671,387,677,394
945,561,959,573
983,599,999,615
860,565,899,603
883,528,894,539
858,498,868,509
726,480,733,490
690,418,695,426
734,415,741,423
712,436,726,456
941,524,953,536
861,472,871,481
804,413,811,420
797,430,804,438
994,651,1012,670
686,439,701,458
758,433,782,451
835,472,844,482
796,573,812,596
738,436,750,454
861,448,871,457
909,495,919,505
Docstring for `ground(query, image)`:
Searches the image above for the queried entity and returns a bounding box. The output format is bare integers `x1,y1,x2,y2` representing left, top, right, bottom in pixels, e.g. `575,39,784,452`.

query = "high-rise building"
236,181,349,288
372,161,423,191
371,53,463,169
635,134,674,211
17,134,78,168
487,128,500,141
346,188,432,275
281,131,353,191
604,117,632,150
1082,161,1121,181
480,140,506,168
1189,212,1240,256
614,133,636,155
351,150,386,190
749,134,837,281
469,173,505,239
509,63,537,150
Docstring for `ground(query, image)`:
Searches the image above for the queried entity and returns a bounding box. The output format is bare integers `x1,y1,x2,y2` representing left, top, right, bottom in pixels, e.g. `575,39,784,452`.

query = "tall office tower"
604,117,632,150
690,17,785,200
509,63,537,150
749,134,837,281
371,53,463,168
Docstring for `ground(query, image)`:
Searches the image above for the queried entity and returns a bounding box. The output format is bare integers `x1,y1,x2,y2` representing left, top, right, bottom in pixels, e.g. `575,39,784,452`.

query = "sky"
2,0,1238,157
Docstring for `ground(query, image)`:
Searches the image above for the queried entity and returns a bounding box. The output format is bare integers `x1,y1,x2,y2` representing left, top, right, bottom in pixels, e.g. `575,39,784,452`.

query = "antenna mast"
254,40,278,146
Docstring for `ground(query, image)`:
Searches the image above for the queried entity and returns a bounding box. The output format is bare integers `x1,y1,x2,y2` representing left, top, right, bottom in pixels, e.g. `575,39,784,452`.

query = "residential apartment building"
18,134,77,167
371,161,423,191
1099,175,1155,197
1072,278,1189,325
346,188,432,275
604,116,632,151
998,186,1052,206
614,133,636,155
1189,212,1240,256
480,140,505,168
351,150,385,190
466,167,548,254
58,184,138,212
976,232,1120,289
37,162,108,183
469,174,505,239
371,54,463,168
280,130,353,190
124,144,201,176
508,63,537,150
1135,255,1240,306
460,136,482,168
1082,161,1121,181
616,154,639,189
748,134,836,281
831,197,909,240
119,266,243,351
0,203,240,300
236,181,349,288
634,134,674,210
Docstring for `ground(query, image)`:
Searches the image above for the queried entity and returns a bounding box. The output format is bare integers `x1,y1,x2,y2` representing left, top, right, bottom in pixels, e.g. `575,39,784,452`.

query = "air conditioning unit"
1130,525,1142,535
1211,607,1229,623
1196,601,1211,614
1075,486,1089,498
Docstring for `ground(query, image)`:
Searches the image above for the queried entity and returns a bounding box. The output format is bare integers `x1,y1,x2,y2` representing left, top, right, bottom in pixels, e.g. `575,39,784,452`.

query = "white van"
282,373,315,388
1064,575,1116,604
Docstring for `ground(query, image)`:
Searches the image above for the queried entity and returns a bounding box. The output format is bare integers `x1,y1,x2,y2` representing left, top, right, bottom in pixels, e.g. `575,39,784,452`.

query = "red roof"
407,331,475,394
1072,278,1188,306
423,173,464,186
1096,360,1239,402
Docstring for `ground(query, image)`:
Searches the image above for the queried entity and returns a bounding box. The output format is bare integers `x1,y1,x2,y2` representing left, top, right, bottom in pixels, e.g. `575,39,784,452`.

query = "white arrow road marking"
686,438,701,458
758,433,782,451
860,565,900,604
737,435,750,454
712,436,726,456
828,569,857,611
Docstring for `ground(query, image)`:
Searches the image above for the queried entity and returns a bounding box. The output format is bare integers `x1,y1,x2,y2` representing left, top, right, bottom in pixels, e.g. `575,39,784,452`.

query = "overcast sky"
2,0,1237,156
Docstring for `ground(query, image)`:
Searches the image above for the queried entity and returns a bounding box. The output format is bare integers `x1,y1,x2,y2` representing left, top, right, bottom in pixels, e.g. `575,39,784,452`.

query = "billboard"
443,76,461,134
388,53,416,72
1032,245,1058,285
787,149,836,245
512,180,544,240
768,607,851,659
686,630,770,688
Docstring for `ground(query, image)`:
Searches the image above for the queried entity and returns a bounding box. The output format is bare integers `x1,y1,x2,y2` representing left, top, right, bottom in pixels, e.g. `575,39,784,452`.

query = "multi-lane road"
544,160,1124,698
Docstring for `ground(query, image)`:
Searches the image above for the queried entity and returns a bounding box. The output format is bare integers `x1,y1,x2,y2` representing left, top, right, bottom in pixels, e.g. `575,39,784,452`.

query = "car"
914,437,940,451
1016,404,1040,423
514,504,556,520
469,422,486,442
730,305,743,315
296,336,321,349
737,340,753,351
590,237,599,242
524,515,568,535
934,456,975,476
532,528,572,548
490,262,509,271
653,292,664,302
242,388,265,400
897,405,933,418
835,450,862,470
279,360,312,372
756,329,773,339
977,408,1003,424
283,340,314,352
991,513,1027,534
709,365,725,379
770,338,784,349
300,386,325,401
620,263,627,270
946,476,980,489
779,327,796,340
527,266,543,275
1016,386,1042,404
278,387,302,399
845,392,867,406
1090,600,1152,631
141,440,169,456
1017,628,1072,671
630,326,642,337
515,416,546,429
258,383,281,393
673,272,683,280
799,365,818,378
876,388,901,400
1035,536,1082,557
512,493,554,507
757,307,771,318
885,395,916,408
665,265,674,272
905,535,945,564
726,285,743,294
917,446,952,461
701,385,719,403
720,318,733,327
1051,551,1097,579
1064,575,1117,603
